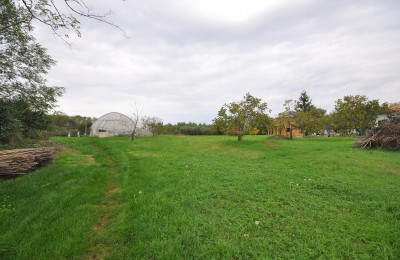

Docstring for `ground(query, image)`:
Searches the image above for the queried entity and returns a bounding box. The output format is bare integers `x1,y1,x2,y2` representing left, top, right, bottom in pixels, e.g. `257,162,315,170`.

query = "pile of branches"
358,116,400,151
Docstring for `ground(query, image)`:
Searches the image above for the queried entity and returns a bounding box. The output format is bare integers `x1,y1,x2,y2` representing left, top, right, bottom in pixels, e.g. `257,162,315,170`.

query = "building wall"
276,127,302,137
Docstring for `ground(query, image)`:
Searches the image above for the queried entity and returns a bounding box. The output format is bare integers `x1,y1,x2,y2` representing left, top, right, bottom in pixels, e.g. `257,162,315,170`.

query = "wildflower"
243,234,249,237
138,191,143,195
255,220,260,225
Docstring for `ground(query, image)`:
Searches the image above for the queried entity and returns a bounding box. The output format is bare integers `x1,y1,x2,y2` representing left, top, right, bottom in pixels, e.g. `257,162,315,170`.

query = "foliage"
0,98,55,148
0,0,65,147
1,0,123,147
49,112,95,136
330,95,388,135
295,90,312,112
249,127,259,135
0,0,64,104
163,122,219,135
295,107,327,136
213,93,271,141
142,116,164,136
278,91,327,136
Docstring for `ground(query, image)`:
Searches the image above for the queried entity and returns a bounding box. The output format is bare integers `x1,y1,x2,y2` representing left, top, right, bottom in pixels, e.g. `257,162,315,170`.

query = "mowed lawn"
1,135,399,258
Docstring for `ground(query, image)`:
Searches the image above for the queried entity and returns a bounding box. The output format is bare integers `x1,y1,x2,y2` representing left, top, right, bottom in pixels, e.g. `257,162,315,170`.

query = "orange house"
274,118,302,137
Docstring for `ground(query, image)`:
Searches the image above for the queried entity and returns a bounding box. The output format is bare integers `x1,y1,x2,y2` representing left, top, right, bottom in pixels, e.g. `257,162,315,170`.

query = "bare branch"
64,0,128,38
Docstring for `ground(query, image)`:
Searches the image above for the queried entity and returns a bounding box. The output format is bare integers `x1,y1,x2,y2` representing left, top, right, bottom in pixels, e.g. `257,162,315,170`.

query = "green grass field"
1,135,399,258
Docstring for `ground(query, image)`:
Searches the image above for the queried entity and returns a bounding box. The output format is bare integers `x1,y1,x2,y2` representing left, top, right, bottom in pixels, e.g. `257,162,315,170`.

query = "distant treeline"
49,113,96,136
50,116,219,136
162,122,220,135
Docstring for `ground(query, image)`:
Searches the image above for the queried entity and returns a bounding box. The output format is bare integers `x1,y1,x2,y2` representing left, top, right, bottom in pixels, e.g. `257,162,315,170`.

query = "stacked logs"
358,116,400,151
0,147,56,175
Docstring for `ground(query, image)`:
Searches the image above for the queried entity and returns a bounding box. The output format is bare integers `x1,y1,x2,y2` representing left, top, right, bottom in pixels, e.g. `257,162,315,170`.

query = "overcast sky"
33,0,400,123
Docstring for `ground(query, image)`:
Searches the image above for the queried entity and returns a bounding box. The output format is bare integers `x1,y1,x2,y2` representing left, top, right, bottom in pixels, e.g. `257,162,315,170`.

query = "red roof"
389,104,400,111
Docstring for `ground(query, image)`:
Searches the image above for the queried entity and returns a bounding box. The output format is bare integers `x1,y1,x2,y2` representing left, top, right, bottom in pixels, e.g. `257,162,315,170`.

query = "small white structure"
90,112,134,138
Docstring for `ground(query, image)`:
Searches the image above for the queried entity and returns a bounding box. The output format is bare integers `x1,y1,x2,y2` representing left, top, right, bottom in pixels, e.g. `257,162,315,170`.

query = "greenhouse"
90,112,135,137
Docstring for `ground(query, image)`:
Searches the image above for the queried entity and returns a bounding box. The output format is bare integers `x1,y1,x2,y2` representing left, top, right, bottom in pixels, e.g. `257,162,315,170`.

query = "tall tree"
330,95,386,135
296,90,313,112
1,0,64,146
213,93,271,141
292,91,327,136
1,0,123,146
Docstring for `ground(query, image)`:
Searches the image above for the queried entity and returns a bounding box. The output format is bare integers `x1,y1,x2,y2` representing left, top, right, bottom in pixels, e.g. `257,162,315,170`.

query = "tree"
277,99,296,140
142,116,164,136
292,91,327,136
1,1,65,146
1,0,122,146
128,104,141,141
213,93,271,141
296,90,312,112
330,95,386,135
295,107,327,136
49,113,94,136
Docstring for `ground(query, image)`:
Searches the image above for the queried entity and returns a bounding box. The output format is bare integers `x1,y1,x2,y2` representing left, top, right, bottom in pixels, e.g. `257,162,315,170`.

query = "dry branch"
357,116,400,151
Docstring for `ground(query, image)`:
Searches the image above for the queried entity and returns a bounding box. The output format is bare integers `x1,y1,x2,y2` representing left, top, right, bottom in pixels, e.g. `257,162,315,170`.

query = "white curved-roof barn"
90,112,134,137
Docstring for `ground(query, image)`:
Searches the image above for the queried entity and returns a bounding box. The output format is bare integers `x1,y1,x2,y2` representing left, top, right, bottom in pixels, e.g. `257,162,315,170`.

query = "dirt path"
87,145,121,259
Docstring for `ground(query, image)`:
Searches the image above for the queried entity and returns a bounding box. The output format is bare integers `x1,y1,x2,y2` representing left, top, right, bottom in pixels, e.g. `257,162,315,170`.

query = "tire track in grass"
88,144,121,260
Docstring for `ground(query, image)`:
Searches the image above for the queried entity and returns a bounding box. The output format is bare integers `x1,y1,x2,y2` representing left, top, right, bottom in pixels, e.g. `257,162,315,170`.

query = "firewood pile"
0,147,56,175
358,116,400,151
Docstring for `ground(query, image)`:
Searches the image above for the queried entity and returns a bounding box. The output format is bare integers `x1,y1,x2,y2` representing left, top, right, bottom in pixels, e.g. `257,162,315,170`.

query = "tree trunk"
238,135,243,141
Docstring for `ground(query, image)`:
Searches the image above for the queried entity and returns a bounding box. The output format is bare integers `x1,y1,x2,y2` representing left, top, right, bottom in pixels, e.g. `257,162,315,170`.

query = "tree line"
49,115,217,137
213,92,398,141
162,122,219,135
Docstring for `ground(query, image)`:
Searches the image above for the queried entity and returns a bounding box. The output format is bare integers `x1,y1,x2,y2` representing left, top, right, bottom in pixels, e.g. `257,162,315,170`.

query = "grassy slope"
0,140,110,259
0,135,399,258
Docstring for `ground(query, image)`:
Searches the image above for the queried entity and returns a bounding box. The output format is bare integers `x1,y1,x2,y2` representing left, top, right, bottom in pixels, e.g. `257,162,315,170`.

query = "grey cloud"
33,0,400,123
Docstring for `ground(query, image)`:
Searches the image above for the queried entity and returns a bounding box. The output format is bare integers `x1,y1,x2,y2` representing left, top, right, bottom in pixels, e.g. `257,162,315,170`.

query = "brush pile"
358,116,400,151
